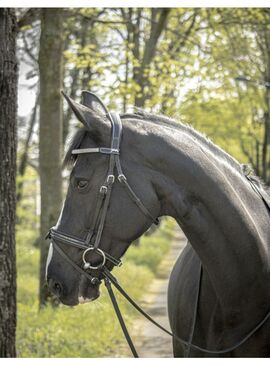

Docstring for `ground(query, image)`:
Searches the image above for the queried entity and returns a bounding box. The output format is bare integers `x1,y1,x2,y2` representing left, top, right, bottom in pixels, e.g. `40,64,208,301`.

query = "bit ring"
82,247,106,270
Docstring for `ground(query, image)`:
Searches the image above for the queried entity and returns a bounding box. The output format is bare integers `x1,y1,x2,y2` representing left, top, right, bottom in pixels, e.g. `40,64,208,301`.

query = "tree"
115,9,172,108
110,8,199,112
125,8,171,107
0,8,18,357
212,9,270,181
17,93,39,203
178,9,270,181
38,9,63,307
16,9,40,205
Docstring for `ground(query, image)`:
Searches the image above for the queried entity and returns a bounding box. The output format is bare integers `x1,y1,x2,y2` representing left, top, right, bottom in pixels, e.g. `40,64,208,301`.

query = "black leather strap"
104,277,138,357
102,267,270,355
117,172,159,225
184,262,202,357
48,229,121,267
85,187,107,246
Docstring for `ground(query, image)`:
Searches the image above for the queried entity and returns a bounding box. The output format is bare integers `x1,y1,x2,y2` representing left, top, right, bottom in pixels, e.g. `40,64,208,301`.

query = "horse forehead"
72,153,104,176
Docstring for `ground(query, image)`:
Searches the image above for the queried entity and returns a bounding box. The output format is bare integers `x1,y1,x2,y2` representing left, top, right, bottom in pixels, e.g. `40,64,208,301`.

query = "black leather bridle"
47,97,159,286
46,95,270,358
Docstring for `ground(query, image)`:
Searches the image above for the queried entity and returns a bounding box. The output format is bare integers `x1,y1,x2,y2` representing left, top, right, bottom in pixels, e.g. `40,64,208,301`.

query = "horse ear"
81,90,108,117
61,91,110,137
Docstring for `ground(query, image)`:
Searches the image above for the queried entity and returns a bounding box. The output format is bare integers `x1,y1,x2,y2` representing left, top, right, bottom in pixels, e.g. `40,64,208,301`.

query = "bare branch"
79,13,127,25
169,10,199,55
17,93,39,202
27,160,39,173
21,31,38,64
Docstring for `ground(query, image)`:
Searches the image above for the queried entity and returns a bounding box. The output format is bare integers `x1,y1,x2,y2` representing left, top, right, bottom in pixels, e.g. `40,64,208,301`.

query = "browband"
72,147,119,155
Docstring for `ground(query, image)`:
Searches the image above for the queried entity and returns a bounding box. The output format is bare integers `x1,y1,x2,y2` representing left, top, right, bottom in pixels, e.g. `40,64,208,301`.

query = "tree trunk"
17,93,39,203
38,9,63,307
123,21,131,113
63,67,79,146
134,9,170,108
121,8,170,108
264,88,270,183
0,8,17,357
63,18,89,146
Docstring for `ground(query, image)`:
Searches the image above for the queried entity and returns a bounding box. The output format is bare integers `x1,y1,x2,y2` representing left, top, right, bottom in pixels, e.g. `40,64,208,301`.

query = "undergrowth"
16,218,175,357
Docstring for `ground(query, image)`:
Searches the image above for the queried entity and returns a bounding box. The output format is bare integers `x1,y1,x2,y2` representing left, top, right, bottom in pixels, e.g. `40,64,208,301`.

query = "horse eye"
77,180,88,189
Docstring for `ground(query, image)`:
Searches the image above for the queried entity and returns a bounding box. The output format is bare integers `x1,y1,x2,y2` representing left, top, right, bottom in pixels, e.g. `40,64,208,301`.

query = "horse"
46,90,270,357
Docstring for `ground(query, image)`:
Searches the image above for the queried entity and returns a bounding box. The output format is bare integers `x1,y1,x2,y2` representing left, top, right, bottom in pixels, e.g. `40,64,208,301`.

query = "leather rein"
47,97,270,357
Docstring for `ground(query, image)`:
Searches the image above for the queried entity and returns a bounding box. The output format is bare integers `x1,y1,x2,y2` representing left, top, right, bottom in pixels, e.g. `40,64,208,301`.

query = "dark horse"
46,91,270,357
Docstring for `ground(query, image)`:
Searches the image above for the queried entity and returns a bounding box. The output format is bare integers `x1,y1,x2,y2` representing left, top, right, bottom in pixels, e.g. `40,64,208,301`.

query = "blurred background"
15,8,270,356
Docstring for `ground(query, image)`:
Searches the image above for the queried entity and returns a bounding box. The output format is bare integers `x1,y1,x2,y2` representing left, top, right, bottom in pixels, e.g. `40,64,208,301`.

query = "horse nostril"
48,278,63,297
53,282,62,296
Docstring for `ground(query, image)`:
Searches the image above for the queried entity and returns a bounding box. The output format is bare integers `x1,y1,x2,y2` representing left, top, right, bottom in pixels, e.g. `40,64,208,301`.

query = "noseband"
47,98,159,285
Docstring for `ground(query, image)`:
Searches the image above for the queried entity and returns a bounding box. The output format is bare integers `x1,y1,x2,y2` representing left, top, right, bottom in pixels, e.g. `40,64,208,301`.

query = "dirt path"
118,226,186,358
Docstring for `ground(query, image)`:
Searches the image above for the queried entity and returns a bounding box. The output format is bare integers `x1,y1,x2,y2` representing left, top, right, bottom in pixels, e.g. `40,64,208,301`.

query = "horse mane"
63,109,270,196
121,110,270,195
121,109,242,174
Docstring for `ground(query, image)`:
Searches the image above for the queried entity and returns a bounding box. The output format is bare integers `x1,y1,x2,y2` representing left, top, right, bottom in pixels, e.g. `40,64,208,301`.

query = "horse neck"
151,126,270,309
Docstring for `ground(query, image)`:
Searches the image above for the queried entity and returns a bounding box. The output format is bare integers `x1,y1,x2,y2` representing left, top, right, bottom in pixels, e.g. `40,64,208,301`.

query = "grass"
16,218,175,357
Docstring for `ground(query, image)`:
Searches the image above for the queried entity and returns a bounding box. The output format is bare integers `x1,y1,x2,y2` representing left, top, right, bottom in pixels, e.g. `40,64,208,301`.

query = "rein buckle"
100,185,108,195
107,175,115,185
118,174,127,183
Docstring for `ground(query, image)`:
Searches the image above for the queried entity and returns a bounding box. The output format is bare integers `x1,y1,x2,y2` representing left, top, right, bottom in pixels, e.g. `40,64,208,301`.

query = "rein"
48,94,270,357
101,265,270,357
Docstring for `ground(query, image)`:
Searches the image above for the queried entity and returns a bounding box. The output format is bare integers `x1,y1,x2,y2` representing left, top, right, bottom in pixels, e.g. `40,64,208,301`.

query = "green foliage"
61,8,270,179
17,263,150,357
16,165,39,230
16,219,175,357
180,94,250,162
177,8,270,176
124,218,175,273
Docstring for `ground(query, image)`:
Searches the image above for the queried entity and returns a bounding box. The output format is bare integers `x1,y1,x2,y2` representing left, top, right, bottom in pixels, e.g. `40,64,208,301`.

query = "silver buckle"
110,148,120,155
118,174,127,183
82,247,106,270
107,175,115,184
100,185,108,195
100,147,119,155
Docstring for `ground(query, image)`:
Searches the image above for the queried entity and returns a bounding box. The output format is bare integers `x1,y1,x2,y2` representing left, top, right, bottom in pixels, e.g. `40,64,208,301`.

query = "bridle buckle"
100,147,119,155
107,174,115,184
100,185,108,195
118,174,127,183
